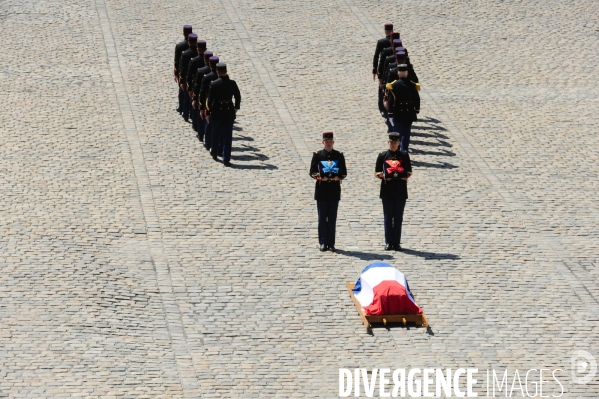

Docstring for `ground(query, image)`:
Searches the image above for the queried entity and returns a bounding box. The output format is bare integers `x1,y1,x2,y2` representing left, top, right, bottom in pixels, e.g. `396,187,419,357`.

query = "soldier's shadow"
402,248,460,260
229,129,278,170
410,116,457,168
335,249,394,261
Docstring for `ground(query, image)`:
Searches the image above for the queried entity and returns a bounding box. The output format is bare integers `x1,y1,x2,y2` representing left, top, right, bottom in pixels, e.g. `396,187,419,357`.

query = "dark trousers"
209,120,223,156
316,200,339,247
386,116,394,132
203,121,212,149
178,87,184,111
378,86,385,115
182,90,191,119
197,117,205,141
212,119,234,162
191,104,200,132
382,198,406,244
396,121,412,151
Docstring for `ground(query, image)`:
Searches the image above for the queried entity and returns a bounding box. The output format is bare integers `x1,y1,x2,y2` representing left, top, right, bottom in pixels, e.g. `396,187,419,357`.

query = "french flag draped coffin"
353,262,422,316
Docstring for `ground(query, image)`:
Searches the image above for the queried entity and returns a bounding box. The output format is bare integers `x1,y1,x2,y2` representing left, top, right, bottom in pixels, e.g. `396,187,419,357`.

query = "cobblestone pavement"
1,0,598,397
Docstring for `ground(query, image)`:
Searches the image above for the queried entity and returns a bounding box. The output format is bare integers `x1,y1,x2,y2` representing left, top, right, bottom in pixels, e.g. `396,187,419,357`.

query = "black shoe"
320,244,327,252
176,107,182,113
223,161,232,167
385,243,393,251
329,246,336,252
211,153,218,161
394,244,403,251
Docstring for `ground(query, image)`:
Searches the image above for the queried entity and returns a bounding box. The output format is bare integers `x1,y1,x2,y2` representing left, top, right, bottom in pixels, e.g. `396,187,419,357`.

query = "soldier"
376,32,400,117
192,50,213,143
199,56,220,153
186,40,207,133
378,38,403,84
375,132,412,251
309,132,347,252
206,63,241,167
384,64,420,151
178,33,199,122
174,25,192,113
386,49,418,87
373,23,393,80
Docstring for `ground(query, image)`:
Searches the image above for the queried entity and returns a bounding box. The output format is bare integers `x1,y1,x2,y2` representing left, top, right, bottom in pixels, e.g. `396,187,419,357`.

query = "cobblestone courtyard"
1,0,598,397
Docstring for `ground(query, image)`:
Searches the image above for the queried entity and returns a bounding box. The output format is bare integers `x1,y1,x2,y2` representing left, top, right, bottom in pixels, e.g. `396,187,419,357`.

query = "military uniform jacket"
373,36,391,75
193,64,211,97
375,149,412,200
377,46,394,77
186,54,205,90
309,149,347,201
207,76,241,121
178,47,198,86
174,40,189,71
386,61,419,85
386,78,420,123
199,70,218,110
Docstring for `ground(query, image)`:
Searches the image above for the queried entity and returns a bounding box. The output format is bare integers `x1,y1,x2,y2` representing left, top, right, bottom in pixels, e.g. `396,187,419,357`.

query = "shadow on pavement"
335,249,394,261
402,248,460,260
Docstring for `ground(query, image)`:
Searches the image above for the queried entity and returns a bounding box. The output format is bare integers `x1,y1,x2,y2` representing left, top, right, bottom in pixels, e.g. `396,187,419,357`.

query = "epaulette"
411,81,421,91
385,81,396,91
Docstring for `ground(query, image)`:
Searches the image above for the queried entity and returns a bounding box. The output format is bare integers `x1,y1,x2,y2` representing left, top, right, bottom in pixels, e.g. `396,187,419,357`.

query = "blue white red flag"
353,262,422,316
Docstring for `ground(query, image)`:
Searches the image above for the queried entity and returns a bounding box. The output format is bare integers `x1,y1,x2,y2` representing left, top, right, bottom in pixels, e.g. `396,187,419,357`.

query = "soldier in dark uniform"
186,40,207,133
375,132,412,251
373,23,393,80
384,64,420,151
199,56,219,153
206,63,241,167
174,25,192,113
192,51,213,143
376,32,400,118
178,33,198,122
309,132,347,252
386,49,418,87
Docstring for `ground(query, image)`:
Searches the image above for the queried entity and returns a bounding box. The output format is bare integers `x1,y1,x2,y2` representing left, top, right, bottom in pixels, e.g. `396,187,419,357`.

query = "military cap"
197,40,207,50
384,23,393,30
183,25,192,37
322,132,334,140
395,50,407,60
395,46,406,54
209,56,219,65
203,50,213,60
389,132,400,141
392,39,402,48
188,33,198,45
216,62,227,72
397,64,408,72
391,32,400,40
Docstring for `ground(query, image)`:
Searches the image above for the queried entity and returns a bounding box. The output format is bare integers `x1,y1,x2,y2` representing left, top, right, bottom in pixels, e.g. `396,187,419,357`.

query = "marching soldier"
309,132,347,252
373,23,393,81
192,50,213,143
376,32,400,118
384,64,420,151
199,56,220,154
206,63,241,167
178,33,199,122
174,25,192,113
375,132,412,251
186,40,207,133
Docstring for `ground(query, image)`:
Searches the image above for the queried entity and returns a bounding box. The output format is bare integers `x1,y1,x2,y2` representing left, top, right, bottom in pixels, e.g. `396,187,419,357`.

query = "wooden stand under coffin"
345,282,429,333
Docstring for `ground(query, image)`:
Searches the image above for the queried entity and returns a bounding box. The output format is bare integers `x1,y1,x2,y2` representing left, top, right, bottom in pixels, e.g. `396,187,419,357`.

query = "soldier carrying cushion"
309,132,348,252
375,132,412,251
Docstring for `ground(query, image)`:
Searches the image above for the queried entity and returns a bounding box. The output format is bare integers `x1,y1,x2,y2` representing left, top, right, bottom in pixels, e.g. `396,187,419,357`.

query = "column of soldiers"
174,25,241,167
309,23,420,253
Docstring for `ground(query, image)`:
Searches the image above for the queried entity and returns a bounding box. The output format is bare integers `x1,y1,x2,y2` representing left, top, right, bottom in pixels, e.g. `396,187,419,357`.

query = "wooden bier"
345,282,429,332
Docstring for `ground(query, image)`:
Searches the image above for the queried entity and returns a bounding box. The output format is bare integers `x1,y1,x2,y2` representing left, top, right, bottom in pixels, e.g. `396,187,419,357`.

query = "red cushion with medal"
383,159,406,179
